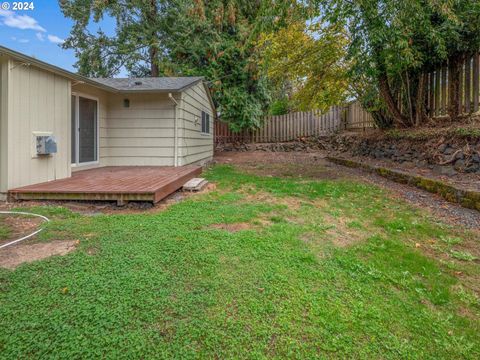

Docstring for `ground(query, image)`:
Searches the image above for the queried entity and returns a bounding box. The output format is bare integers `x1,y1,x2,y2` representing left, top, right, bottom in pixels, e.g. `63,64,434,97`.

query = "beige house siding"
69,86,213,168
0,57,8,198
0,51,214,196
6,60,71,190
103,93,177,166
179,82,214,166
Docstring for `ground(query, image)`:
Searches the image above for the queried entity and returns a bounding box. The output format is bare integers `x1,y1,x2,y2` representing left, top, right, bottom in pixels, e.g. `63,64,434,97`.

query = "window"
201,111,210,134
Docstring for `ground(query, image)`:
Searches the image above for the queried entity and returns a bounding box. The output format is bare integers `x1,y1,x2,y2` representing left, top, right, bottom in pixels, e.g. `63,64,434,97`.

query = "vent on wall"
123,99,130,108
36,136,57,155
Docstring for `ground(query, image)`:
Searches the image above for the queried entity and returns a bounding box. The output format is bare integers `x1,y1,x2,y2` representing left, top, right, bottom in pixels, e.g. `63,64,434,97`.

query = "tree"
258,20,349,112
162,0,271,130
322,0,447,127
61,0,272,130
321,0,480,127
60,0,175,77
440,1,480,119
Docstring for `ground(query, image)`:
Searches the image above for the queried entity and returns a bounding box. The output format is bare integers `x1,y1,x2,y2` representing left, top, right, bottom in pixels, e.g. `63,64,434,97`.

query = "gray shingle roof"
91,77,204,92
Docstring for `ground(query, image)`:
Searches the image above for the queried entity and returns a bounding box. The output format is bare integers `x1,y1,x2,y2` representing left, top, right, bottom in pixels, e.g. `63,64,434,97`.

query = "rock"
454,159,465,170
454,151,464,160
437,143,448,152
433,165,457,176
465,164,479,173
444,147,455,155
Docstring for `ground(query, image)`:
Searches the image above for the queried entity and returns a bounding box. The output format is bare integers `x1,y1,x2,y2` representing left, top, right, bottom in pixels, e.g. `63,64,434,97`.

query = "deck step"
182,178,208,192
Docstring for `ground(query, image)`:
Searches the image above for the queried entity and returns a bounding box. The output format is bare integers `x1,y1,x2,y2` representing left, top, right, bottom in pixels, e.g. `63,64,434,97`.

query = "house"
0,46,215,203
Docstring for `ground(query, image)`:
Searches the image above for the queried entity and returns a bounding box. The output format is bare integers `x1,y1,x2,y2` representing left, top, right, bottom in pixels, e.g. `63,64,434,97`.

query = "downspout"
168,93,179,167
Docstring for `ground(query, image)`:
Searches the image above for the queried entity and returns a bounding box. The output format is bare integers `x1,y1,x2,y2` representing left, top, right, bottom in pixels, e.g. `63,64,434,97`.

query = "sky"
0,0,116,73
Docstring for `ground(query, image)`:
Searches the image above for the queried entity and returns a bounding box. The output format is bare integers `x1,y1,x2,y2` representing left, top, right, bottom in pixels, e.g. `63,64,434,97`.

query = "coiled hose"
0,211,50,250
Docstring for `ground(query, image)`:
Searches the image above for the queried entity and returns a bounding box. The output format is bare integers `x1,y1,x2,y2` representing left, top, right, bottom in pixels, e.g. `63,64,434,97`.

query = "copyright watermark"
1,2,35,11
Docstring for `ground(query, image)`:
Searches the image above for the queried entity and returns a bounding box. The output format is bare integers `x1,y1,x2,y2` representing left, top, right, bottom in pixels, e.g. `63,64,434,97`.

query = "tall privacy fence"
427,52,480,117
215,102,374,144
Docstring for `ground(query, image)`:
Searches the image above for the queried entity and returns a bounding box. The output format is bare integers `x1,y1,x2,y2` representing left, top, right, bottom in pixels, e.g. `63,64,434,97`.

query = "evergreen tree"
61,0,271,129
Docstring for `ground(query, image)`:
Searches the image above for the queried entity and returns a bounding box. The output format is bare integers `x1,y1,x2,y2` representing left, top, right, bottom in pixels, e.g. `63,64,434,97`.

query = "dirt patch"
0,214,44,246
325,226,361,248
209,223,253,233
0,240,79,269
324,215,369,247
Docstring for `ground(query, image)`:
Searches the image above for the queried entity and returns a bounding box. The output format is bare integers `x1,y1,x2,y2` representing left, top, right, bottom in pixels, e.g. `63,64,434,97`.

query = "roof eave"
117,89,183,94
110,78,204,93
0,45,118,93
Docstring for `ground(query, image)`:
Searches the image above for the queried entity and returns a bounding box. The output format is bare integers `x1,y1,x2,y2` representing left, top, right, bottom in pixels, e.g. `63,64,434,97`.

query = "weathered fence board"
215,102,374,144
428,52,480,117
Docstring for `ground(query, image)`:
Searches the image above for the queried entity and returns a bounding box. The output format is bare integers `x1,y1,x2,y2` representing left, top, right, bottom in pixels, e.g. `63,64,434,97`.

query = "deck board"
9,166,202,203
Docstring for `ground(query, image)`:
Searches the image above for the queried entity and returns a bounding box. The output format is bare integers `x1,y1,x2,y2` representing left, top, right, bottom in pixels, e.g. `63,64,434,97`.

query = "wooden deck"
9,166,202,204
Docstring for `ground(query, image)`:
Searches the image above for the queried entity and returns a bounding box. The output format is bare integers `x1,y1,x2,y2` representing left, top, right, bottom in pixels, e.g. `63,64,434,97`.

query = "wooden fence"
215,102,374,144
427,52,480,117
344,101,375,130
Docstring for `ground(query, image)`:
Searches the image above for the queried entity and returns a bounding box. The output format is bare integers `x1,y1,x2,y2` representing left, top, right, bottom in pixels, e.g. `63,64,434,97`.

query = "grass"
0,218,11,241
0,164,479,358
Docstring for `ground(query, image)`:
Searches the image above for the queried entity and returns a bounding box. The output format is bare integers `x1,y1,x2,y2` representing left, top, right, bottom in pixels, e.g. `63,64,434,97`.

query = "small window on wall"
201,111,210,134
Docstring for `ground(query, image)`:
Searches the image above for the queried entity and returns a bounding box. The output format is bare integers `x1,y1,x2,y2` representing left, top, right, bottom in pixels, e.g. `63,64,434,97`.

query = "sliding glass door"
71,94,98,165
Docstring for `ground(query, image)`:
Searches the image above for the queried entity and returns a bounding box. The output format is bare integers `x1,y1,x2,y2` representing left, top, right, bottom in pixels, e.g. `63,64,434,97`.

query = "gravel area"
214,151,480,229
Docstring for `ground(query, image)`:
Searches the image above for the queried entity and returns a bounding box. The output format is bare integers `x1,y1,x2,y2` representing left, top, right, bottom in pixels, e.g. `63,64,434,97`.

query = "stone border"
327,156,480,211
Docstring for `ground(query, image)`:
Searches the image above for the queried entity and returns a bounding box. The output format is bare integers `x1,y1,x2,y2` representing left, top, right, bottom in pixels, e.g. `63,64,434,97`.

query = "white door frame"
71,92,100,167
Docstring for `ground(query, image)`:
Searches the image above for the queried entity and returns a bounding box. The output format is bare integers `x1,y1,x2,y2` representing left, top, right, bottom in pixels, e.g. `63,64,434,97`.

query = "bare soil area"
209,223,253,232
0,213,44,246
0,240,78,269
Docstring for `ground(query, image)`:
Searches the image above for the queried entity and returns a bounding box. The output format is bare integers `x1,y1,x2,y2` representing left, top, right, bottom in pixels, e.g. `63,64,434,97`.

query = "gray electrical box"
36,136,57,155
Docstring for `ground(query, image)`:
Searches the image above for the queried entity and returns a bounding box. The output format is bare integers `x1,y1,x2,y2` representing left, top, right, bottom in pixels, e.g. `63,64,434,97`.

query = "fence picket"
473,52,479,113
215,102,374,144
466,56,472,113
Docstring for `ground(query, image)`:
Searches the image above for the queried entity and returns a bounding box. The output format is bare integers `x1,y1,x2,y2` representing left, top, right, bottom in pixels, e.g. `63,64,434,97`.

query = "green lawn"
0,165,479,359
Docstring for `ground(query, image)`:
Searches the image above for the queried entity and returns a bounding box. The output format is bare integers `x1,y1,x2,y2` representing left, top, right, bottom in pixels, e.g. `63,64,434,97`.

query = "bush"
269,98,290,115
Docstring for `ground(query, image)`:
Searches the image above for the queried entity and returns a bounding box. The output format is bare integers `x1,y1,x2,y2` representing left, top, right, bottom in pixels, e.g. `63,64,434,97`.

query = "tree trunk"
149,47,159,77
404,72,414,126
448,53,464,120
414,72,426,126
148,0,160,77
378,72,408,127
